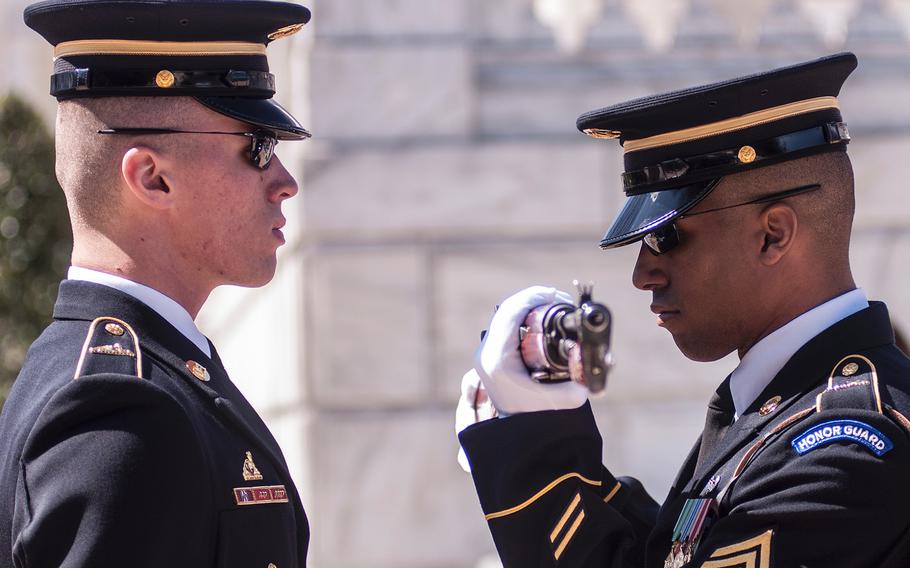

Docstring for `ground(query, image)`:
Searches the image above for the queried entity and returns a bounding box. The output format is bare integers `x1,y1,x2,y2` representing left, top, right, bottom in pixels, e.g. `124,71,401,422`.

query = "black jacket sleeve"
459,402,659,567
11,374,212,567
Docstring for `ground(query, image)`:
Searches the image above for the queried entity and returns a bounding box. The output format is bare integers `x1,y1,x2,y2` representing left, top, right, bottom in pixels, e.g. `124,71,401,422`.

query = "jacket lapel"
203,353,311,557
180,345,309,557
138,328,295,497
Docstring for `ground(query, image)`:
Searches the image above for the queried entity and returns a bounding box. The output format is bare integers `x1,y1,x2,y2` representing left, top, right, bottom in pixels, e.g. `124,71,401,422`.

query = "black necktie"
695,376,736,472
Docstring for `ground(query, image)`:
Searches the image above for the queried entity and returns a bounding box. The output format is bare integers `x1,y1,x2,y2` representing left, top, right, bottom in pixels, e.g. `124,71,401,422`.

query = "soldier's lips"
272,217,286,244
651,305,680,327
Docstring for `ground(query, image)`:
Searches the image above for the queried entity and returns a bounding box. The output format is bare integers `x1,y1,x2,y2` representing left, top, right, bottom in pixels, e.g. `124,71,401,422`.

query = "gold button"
185,360,210,382
738,145,757,164
759,395,782,416
842,362,860,376
104,322,125,336
155,69,176,88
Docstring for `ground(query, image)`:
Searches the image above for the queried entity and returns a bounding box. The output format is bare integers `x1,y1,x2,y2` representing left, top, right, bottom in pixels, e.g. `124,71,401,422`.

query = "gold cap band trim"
54,39,267,60
623,96,839,154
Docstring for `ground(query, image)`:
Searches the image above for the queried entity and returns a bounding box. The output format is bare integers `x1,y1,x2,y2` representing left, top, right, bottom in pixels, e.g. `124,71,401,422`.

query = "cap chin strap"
622,122,850,196
51,68,275,98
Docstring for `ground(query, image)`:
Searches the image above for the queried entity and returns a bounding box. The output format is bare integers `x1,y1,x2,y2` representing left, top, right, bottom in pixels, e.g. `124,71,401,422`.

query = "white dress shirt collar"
67,266,212,358
730,288,869,418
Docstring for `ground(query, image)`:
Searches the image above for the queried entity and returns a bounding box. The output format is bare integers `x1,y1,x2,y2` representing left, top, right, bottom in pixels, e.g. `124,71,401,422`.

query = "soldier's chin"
672,335,735,363
230,258,278,289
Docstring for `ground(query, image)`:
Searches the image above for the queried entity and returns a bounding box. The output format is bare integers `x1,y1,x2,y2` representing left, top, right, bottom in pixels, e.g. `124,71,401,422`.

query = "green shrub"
0,93,72,411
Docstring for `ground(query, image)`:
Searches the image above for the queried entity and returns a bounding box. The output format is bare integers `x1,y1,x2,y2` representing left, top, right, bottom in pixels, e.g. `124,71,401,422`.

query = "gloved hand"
455,368,497,472
474,286,589,415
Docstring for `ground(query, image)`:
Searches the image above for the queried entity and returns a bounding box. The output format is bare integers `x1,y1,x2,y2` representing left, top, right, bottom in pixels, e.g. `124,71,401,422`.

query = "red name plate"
233,485,289,506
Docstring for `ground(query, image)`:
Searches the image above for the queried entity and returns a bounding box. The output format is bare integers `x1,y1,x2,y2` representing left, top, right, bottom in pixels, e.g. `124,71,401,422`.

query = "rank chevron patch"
701,529,773,568
550,491,585,562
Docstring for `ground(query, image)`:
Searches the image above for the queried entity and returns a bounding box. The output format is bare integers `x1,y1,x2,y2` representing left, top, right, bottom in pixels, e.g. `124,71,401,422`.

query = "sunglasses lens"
250,133,277,169
643,224,680,255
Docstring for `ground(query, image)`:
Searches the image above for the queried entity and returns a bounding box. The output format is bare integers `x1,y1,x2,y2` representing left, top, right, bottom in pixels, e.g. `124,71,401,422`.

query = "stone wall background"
4,1,910,566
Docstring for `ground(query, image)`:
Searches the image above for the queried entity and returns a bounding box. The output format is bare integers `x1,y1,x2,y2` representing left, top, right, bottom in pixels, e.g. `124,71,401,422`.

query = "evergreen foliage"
0,93,72,410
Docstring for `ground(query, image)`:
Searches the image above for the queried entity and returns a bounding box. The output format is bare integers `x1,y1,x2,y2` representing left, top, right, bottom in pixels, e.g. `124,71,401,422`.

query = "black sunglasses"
642,183,822,256
97,127,280,170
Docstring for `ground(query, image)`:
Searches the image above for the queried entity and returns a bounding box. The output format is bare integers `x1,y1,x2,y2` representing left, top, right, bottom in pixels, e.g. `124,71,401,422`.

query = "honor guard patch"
791,419,893,457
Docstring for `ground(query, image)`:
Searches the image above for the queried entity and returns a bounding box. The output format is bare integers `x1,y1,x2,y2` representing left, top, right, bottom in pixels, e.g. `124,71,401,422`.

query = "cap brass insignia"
243,451,264,481
737,145,757,163
267,23,304,40
842,362,860,376
185,360,210,382
583,128,622,139
104,322,125,336
88,343,136,357
759,395,782,416
155,69,175,88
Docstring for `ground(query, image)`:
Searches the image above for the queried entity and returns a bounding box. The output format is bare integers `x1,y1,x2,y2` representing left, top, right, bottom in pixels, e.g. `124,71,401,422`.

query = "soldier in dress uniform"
456,53,910,567
0,1,312,566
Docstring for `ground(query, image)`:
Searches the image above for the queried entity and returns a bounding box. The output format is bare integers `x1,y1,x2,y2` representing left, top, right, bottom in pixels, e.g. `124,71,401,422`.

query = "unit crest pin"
243,451,263,481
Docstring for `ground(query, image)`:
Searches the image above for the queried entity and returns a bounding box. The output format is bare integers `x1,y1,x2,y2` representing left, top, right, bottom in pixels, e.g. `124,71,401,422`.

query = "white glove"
474,286,589,416
455,368,498,472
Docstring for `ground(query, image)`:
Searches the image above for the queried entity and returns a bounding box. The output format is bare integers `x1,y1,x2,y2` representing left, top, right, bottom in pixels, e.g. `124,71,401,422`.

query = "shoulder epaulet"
812,353,910,435
815,354,882,414
73,317,143,380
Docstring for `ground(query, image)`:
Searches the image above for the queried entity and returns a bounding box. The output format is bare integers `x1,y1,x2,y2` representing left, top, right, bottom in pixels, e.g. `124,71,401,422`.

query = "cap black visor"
600,179,720,249
196,96,310,140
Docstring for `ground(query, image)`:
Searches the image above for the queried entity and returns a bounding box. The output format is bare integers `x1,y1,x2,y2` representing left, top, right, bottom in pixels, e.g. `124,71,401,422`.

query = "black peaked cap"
24,0,312,140
577,53,857,250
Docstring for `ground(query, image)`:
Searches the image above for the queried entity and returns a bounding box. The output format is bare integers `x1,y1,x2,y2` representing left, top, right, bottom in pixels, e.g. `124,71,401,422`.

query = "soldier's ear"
758,203,798,266
120,146,174,210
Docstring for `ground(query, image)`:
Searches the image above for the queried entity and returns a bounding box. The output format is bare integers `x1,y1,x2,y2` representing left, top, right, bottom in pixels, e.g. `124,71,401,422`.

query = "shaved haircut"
55,96,201,229
713,151,855,262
